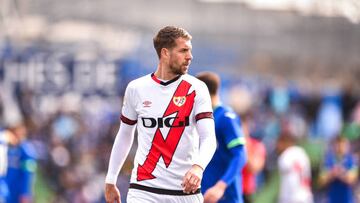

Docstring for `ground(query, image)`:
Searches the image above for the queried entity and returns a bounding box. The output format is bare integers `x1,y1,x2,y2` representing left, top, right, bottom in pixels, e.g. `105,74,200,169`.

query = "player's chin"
182,66,189,74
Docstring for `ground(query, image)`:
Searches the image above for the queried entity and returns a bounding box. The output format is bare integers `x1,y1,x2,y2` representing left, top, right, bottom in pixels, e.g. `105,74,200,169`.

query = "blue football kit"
6,141,37,203
201,105,246,203
324,151,357,203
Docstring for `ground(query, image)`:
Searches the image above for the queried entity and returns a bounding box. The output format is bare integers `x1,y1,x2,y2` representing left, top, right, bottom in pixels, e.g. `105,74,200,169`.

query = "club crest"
173,96,186,107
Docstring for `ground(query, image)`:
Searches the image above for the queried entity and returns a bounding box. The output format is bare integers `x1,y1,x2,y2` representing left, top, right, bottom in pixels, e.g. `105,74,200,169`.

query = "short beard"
169,65,186,75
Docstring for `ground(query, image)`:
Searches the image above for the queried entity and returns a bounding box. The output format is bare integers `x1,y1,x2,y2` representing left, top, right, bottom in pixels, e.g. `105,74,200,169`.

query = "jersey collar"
151,73,182,86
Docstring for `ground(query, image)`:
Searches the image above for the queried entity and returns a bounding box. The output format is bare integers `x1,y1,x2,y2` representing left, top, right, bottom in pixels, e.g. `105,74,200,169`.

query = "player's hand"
105,183,121,203
331,165,345,178
182,164,203,194
203,180,227,203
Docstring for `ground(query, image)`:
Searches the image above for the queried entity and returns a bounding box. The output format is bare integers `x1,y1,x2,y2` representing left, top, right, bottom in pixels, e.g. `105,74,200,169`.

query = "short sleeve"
120,82,138,124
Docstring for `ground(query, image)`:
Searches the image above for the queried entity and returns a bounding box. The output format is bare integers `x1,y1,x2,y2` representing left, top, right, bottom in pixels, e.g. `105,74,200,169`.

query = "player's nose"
186,52,193,60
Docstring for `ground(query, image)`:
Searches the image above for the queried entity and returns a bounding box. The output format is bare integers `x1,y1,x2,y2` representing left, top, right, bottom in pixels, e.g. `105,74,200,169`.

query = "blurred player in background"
197,71,247,203
105,26,216,203
0,129,17,203
241,114,266,203
276,129,313,203
5,122,37,203
319,136,358,203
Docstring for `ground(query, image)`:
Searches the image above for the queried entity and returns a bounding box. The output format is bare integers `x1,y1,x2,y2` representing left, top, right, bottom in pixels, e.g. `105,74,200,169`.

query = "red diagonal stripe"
137,80,195,181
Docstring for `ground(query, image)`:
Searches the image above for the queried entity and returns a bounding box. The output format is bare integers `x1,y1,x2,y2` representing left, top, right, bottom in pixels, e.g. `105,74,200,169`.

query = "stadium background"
1,0,359,202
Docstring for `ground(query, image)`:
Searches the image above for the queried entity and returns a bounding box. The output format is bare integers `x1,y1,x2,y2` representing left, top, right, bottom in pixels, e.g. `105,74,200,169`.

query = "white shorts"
127,188,203,203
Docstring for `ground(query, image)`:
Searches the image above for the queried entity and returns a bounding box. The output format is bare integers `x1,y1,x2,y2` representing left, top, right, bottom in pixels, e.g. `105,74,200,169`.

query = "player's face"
168,38,193,75
335,139,349,156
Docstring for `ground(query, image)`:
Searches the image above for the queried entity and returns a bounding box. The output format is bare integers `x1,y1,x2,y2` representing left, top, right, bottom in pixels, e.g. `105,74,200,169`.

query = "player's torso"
212,106,238,161
278,146,312,202
6,142,36,176
130,74,200,189
213,106,227,147
327,152,354,202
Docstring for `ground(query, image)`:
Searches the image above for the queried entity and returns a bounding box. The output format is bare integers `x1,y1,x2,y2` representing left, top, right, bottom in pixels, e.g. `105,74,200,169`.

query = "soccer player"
5,122,37,203
105,26,217,203
319,136,358,203
276,131,313,203
197,72,247,203
241,117,266,203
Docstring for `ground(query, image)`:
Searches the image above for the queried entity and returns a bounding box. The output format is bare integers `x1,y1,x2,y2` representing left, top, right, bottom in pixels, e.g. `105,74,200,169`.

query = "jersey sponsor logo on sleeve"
137,80,195,181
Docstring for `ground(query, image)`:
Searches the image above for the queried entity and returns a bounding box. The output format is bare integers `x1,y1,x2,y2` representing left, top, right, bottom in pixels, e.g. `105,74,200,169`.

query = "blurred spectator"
316,93,343,140
318,136,358,203
276,131,313,203
241,113,266,203
6,122,37,203
341,83,358,122
270,85,290,115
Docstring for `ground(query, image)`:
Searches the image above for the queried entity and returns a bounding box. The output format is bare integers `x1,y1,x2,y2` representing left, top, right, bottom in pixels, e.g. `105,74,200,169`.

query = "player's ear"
161,48,169,59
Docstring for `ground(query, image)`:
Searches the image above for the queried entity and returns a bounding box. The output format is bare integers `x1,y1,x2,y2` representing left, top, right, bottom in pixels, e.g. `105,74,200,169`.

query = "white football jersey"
0,131,8,176
278,146,313,203
121,73,213,190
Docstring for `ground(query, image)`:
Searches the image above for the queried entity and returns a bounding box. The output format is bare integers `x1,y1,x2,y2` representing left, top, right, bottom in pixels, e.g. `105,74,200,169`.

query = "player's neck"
154,65,179,81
